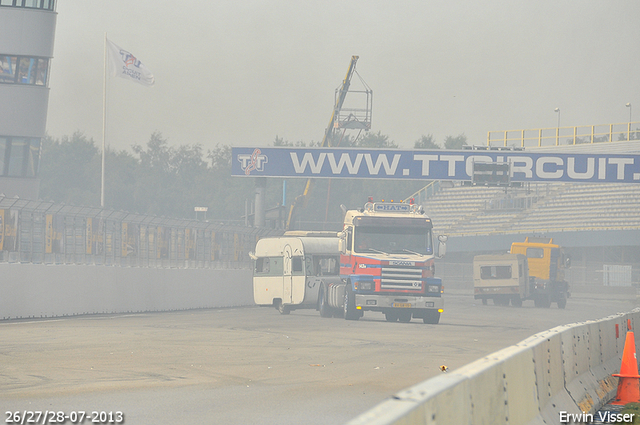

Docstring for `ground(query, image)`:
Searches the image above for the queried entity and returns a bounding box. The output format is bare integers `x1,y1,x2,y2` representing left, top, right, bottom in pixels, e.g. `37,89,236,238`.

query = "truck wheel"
423,311,441,325
398,311,412,323
511,297,523,307
535,296,551,308
318,287,332,318
557,298,567,309
343,286,359,321
276,300,290,315
385,312,398,322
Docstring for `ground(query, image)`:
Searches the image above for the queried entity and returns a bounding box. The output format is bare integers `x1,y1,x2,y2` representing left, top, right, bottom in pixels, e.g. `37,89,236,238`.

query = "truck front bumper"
354,294,444,311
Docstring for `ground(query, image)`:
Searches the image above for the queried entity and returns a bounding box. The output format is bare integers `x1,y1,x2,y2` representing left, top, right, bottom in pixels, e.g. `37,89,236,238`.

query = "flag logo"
107,39,154,86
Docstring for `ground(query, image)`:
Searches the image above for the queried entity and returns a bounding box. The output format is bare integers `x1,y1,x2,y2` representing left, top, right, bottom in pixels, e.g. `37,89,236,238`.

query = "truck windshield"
354,226,433,255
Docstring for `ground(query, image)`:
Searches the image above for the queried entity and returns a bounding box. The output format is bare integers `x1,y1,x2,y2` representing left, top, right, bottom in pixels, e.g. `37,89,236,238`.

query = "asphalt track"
1,292,635,425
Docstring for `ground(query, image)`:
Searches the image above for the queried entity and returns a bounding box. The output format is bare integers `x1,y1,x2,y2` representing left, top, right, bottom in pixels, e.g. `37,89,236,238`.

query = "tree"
104,148,139,212
272,135,316,147
444,133,468,149
353,131,398,148
39,132,101,206
132,132,214,218
414,134,440,149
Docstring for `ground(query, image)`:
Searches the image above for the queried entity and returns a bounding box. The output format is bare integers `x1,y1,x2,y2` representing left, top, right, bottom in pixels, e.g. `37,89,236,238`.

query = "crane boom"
285,56,361,230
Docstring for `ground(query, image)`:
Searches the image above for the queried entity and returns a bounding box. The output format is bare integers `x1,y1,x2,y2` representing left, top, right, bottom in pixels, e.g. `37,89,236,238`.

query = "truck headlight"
356,281,373,291
428,285,440,293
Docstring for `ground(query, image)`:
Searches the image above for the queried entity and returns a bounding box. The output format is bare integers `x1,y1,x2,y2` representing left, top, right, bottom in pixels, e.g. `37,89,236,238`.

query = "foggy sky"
46,0,640,152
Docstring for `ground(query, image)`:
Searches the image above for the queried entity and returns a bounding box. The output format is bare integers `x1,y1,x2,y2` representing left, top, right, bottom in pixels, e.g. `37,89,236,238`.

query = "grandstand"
417,139,640,288
424,182,640,236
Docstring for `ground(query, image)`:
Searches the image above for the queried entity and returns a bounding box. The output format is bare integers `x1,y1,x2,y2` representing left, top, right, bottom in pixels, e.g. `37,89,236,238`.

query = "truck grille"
380,266,423,291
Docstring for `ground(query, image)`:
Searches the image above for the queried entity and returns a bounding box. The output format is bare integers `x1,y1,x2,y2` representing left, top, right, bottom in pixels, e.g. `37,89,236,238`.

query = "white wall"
347,309,638,425
0,264,253,319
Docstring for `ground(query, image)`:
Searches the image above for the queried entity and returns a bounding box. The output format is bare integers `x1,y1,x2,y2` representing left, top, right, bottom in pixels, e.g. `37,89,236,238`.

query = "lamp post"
626,103,632,141
554,108,560,146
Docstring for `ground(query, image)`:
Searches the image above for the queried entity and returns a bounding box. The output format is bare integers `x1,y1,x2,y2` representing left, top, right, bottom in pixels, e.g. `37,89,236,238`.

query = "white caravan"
251,234,341,314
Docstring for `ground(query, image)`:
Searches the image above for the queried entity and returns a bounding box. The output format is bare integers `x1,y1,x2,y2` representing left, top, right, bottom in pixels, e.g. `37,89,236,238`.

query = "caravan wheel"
276,300,290,315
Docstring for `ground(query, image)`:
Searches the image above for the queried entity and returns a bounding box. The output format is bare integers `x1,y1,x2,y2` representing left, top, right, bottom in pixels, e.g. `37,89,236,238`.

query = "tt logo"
238,149,268,175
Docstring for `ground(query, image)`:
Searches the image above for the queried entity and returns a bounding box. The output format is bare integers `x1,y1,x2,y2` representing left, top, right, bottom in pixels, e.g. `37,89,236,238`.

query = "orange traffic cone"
611,331,640,405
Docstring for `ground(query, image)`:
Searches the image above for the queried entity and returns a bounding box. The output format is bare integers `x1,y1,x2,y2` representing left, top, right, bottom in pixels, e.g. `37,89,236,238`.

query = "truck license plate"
393,303,412,308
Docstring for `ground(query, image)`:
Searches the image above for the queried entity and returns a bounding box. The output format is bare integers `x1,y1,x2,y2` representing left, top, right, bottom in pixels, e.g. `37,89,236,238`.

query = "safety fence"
0,195,283,268
488,121,640,148
347,308,640,425
403,180,441,205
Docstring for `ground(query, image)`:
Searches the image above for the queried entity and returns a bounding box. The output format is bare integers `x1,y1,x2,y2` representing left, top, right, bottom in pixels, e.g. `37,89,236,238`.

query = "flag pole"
101,33,107,208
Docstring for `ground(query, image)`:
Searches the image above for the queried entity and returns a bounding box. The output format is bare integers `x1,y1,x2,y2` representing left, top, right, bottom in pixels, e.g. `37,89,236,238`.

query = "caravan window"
480,265,512,280
310,255,339,276
292,256,304,274
255,257,284,275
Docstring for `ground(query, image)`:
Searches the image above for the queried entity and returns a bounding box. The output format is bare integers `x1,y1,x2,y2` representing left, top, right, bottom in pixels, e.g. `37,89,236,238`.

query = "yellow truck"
474,237,570,308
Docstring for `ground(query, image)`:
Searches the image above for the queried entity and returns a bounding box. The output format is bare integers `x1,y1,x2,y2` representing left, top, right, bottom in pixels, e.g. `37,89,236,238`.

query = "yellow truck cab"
509,237,570,308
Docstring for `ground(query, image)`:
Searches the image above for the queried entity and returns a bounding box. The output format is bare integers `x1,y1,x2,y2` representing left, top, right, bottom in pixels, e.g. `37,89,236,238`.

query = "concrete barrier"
347,309,640,425
0,263,253,319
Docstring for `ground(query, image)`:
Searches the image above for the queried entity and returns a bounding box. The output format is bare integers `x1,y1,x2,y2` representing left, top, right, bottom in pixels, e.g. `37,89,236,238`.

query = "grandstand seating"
423,182,640,236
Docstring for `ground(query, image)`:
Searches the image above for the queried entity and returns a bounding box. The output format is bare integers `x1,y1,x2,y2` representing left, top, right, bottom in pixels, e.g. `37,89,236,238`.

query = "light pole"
554,108,560,145
626,103,632,141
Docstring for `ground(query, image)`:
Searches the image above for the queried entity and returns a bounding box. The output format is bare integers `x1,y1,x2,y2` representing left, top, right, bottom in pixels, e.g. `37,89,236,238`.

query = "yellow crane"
285,56,371,230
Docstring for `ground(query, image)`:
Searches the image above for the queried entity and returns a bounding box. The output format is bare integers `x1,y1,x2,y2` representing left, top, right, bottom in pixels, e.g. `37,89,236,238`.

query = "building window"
26,138,41,176
7,138,26,176
0,0,56,10
0,137,7,175
0,55,49,86
35,58,48,85
0,136,41,177
0,55,17,83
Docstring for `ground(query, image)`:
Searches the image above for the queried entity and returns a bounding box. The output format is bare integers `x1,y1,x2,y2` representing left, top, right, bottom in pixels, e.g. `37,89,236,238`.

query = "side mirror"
338,238,346,254
437,235,448,259
248,251,257,260
337,228,351,255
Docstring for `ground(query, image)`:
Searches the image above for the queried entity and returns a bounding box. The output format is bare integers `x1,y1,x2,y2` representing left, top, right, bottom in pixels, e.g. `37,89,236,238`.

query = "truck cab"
334,201,446,324
509,237,570,308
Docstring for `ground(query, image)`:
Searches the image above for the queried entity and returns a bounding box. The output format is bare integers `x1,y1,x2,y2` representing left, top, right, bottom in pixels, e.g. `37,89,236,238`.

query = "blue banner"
231,147,640,183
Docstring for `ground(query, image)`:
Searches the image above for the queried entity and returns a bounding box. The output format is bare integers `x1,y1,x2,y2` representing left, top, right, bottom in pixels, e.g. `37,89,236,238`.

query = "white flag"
107,39,154,86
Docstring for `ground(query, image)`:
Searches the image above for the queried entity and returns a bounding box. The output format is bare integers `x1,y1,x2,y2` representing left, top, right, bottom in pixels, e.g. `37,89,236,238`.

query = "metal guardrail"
488,121,640,147
403,180,440,205
0,195,282,268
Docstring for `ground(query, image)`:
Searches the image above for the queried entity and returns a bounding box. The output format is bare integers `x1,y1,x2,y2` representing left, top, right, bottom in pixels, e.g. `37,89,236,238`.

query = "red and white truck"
318,200,447,324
